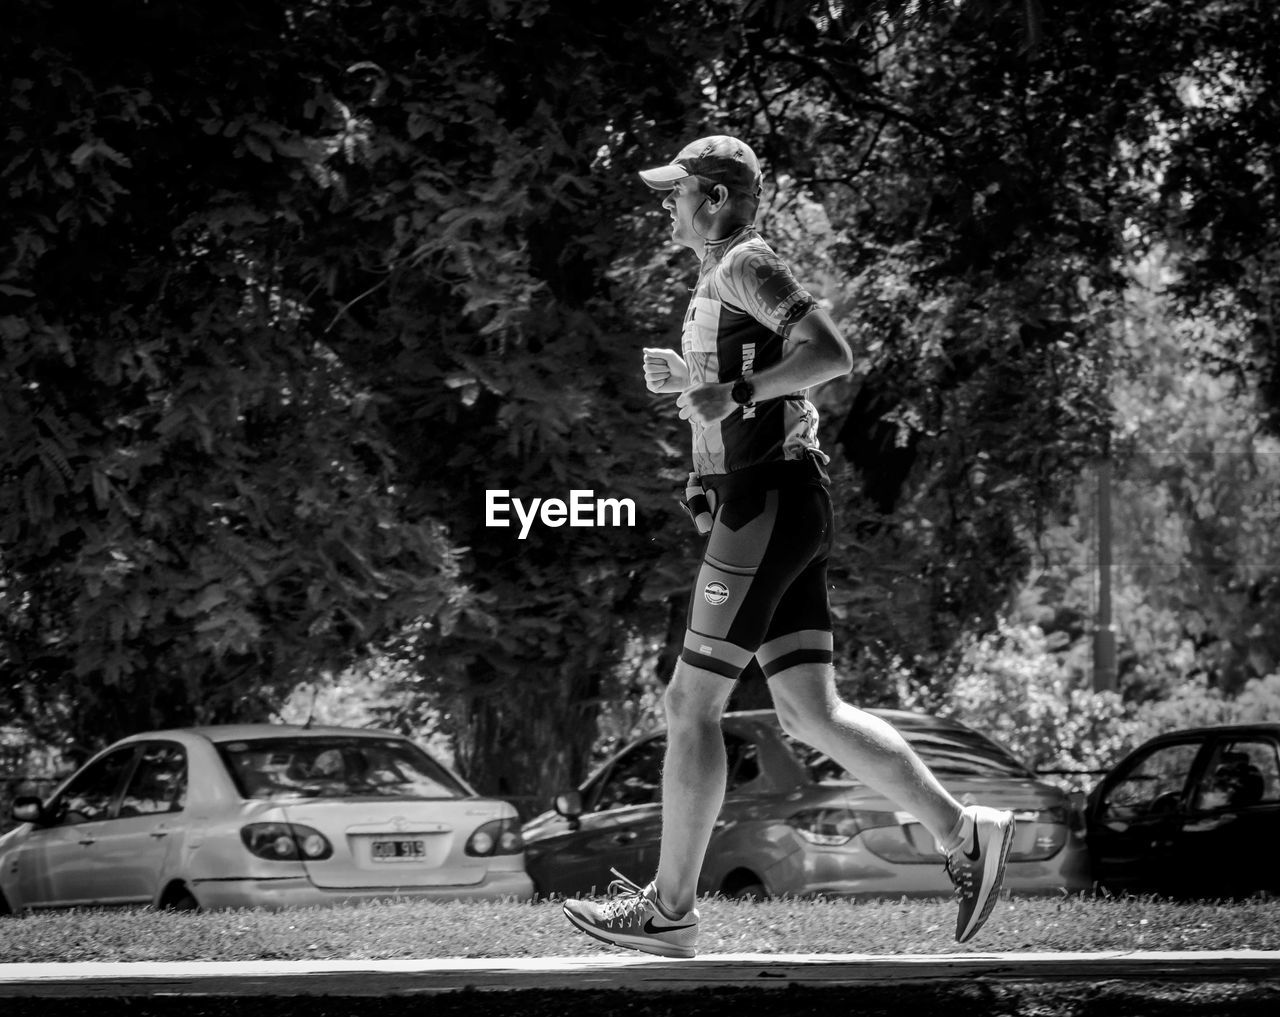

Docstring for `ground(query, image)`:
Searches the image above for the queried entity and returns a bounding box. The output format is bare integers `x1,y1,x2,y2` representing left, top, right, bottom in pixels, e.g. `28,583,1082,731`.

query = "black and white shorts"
679,460,834,680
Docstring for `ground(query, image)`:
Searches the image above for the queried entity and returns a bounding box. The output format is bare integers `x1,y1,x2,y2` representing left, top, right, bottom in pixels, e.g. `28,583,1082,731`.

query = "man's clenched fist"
642,347,689,394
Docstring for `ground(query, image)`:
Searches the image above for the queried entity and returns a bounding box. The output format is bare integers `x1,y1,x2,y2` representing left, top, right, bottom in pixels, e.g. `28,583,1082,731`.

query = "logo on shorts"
703,581,730,605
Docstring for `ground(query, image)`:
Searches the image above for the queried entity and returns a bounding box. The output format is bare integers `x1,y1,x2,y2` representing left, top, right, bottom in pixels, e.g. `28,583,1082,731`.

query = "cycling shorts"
679,459,834,680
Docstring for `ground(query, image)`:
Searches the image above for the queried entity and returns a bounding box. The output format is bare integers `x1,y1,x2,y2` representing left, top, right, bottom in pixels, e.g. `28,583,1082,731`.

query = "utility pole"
1092,282,1119,694
1093,456,1117,692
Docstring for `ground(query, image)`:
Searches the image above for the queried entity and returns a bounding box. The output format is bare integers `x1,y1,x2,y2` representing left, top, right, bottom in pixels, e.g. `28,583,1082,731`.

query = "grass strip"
1,895,1277,963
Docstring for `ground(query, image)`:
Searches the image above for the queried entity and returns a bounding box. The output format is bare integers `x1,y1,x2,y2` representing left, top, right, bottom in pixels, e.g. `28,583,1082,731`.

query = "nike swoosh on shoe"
643,917,698,934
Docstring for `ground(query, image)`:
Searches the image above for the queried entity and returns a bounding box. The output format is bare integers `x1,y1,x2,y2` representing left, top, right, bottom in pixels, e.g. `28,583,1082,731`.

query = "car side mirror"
554,790,583,830
10,797,45,825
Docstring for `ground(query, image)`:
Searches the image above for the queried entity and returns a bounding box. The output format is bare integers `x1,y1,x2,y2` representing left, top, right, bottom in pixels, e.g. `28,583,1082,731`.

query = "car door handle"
611,831,638,844
150,830,169,839
78,838,96,846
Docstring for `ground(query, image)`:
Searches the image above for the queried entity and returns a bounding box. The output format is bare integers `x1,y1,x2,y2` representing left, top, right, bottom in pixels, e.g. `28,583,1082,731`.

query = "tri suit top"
680,226,824,478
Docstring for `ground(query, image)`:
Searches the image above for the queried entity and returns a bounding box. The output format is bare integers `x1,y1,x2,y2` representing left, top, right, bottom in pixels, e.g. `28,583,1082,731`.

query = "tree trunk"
454,662,603,819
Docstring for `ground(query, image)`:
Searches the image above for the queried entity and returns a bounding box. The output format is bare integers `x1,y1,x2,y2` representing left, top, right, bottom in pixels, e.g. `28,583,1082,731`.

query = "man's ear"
710,184,729,211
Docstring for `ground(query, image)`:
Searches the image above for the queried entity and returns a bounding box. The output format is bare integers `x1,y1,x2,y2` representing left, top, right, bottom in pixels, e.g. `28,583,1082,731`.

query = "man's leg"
766,663,963,844
653,659,738,915
561,476,818,956
766,662,1014,942
560,658,732,959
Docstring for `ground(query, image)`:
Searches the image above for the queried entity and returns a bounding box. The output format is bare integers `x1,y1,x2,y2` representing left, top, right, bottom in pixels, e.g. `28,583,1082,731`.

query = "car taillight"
465,817,523,857
1010,807,1069,861
787,808,897,846
241,823,333,861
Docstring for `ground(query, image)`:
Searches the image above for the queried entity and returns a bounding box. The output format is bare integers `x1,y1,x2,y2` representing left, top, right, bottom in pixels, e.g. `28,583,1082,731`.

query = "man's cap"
638,135,762,198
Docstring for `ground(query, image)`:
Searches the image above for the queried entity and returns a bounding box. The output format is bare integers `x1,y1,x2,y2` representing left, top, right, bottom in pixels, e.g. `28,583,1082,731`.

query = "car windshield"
787,724,1031,782
216,736,469,800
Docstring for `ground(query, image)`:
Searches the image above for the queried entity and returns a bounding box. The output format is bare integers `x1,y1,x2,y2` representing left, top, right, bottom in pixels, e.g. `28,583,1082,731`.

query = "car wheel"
721,872,768,901
160,885,200,912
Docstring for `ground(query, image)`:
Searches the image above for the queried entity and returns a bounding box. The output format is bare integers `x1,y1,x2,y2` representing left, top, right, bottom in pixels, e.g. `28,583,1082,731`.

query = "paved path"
2,950,1279,996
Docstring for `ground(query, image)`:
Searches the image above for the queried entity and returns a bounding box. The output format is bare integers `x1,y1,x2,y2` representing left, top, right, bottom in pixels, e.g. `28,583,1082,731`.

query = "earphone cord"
692,194,752,245
691,197,711,241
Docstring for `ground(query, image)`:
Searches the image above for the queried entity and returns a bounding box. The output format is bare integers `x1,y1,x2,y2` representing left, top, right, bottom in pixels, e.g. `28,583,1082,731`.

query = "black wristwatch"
730,378,755,406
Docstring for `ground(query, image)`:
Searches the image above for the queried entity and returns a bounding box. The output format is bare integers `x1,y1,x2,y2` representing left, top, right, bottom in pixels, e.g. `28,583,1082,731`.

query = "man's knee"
774,697,835,746
772,696,809,740
663,660,735,729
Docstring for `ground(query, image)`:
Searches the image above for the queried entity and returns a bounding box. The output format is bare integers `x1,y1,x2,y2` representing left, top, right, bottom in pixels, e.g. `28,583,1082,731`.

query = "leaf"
176,585,229,619
36,437,75,481
69,139,132,169
0,316,30,340
243,133,274,162
407,113,434,140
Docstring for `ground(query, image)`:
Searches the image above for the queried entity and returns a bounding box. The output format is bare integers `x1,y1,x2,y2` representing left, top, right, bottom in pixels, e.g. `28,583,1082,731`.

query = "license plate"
371,839,426,862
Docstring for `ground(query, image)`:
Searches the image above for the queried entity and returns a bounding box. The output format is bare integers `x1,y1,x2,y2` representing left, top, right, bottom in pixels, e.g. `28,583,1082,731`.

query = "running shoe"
561,869,699,958
945,804,1015,943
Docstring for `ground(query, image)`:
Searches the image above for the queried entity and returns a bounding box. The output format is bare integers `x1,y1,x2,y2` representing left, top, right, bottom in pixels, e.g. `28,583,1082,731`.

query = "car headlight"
465,818,524,857
241,823,333,861
786,808,897,846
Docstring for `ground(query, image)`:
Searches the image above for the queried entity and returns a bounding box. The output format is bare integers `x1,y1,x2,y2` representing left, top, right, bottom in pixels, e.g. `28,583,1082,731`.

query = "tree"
0,1,458,751
1108,255,1280,696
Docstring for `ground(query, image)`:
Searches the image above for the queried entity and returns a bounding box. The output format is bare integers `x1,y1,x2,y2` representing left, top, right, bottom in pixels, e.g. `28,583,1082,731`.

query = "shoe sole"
562,904,697,959
957,813,1015,943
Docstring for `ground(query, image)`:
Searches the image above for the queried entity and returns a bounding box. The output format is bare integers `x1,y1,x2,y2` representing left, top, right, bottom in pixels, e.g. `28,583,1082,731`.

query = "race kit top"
680,227,823,476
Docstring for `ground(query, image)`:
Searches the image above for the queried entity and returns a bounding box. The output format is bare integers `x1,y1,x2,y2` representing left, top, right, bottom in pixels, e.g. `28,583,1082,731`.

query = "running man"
562,135,1014,957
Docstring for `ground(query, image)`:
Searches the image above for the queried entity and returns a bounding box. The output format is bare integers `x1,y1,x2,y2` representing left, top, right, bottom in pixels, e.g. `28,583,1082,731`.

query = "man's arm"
676,307,852,425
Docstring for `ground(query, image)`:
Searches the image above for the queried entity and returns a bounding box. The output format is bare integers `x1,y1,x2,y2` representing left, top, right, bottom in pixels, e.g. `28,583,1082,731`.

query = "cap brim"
638,164,690,190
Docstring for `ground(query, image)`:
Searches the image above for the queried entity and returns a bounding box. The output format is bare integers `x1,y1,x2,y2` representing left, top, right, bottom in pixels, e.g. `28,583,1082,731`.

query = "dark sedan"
1085,722,1280,899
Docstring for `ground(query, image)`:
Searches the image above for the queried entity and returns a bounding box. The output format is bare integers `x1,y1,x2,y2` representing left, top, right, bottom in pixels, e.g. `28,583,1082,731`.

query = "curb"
2,951,1279,996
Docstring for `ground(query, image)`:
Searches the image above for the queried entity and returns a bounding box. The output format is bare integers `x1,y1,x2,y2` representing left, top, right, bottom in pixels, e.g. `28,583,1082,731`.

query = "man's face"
661,176,706,250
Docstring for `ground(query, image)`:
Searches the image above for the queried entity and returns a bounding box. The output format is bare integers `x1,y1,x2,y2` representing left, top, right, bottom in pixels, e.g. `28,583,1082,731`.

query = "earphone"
691,185,736,241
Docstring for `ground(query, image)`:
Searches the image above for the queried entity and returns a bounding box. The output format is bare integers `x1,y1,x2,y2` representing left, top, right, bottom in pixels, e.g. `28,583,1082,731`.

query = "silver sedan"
0,724,533,912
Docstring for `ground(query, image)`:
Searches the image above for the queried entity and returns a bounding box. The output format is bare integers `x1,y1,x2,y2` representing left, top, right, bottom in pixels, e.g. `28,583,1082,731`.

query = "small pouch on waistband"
681,473,714,534
804,448,831,485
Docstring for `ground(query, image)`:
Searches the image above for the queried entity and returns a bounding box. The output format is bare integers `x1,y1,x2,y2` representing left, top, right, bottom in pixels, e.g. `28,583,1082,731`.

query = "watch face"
733,380,753,404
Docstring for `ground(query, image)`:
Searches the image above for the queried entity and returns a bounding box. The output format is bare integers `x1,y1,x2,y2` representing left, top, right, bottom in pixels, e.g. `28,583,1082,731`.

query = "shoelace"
600,868,655,927
945,856,972,887
944,846,980,899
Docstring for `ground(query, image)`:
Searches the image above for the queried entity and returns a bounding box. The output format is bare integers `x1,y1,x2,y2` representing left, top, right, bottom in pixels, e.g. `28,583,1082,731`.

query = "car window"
119,743,188,817
725,733,761,791
587,731,761,813
592,737,664,812
899,730,1031,777
1099,740,1202,821
50,746,137,826
1192,738,1280,811
216,736,468,800
786,725,1030,783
